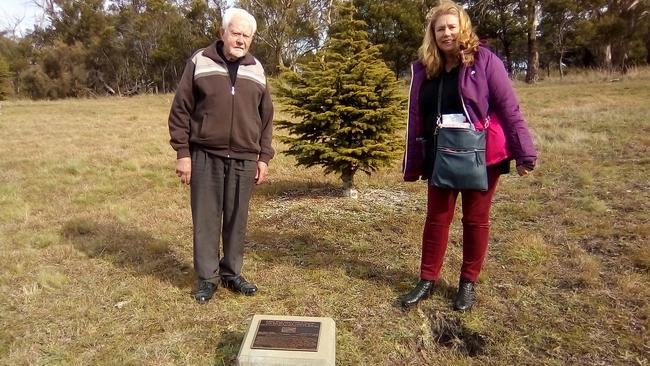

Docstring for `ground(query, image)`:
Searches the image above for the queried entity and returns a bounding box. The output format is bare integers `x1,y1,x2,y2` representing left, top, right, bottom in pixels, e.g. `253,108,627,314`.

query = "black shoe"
400,280,434,308
222,275,258,296
194,281,217,304
453,281,476,311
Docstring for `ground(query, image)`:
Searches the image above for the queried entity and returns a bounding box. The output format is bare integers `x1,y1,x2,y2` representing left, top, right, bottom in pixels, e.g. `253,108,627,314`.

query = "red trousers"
420,166,501,283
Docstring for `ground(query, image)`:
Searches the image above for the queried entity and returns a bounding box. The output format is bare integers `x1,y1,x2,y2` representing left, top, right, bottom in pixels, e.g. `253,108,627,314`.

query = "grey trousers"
190,149,257,284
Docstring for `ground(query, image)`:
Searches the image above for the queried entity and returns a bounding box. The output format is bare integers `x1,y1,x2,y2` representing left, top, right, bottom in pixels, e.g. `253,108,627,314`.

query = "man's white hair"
222,8,257,34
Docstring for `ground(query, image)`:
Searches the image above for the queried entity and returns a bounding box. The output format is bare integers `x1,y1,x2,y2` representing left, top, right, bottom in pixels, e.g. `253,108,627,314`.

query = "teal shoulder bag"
430,76,488,191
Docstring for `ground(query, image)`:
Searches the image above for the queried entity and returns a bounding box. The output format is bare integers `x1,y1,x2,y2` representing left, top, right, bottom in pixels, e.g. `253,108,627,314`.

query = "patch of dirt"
258,187,425,221
430,311,487,357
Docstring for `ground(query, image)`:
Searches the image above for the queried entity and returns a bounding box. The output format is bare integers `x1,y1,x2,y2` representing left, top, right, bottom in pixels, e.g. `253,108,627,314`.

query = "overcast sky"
1,0,44,36
1,0,234,37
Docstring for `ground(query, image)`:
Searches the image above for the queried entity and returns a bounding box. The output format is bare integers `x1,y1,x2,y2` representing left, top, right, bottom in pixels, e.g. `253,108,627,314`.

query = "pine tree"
276,1,404,197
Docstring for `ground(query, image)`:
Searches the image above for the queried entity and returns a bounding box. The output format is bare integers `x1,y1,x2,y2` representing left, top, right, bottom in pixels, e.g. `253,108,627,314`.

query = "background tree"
524,0,539,83
236,0,325,74
539,0,583,77
590,0,649,71
353,0,436,78
464,0,527,73
0,56,12,100
276,1,404,197
0,33,27,97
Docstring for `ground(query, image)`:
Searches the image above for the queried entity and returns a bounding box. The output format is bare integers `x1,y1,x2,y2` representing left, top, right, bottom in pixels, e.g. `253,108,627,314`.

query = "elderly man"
168,8,274,304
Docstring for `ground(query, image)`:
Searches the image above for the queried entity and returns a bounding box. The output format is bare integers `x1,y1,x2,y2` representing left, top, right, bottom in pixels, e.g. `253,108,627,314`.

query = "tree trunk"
496,5,513,74
501,38,514,75
341,168,357,199
525,0,538,84
604,44,612,71
276,46,284,73
161,69,165,93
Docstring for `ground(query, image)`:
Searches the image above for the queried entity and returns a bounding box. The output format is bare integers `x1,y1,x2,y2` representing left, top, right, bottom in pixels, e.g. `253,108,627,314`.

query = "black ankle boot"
453,281,476,311
400,280,434,308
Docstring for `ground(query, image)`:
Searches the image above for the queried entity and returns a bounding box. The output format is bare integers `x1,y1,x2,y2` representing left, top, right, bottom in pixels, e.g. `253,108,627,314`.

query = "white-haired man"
168,8,274,303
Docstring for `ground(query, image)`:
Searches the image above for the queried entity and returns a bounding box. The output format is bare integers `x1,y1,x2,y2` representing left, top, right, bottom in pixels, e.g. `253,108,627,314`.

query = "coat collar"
202,40,257,66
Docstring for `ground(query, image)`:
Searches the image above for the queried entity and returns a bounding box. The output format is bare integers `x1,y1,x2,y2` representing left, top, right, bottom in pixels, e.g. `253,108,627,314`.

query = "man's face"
221,17,253,61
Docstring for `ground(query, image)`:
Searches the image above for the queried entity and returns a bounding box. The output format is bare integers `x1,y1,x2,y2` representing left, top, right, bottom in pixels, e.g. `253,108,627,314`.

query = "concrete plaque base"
237,314,336,366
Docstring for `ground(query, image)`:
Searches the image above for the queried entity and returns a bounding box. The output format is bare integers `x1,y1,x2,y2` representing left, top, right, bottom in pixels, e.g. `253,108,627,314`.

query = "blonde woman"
401,0,537,311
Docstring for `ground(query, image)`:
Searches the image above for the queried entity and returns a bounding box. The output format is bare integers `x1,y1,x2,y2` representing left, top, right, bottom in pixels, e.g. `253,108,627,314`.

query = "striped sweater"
168,41,274,163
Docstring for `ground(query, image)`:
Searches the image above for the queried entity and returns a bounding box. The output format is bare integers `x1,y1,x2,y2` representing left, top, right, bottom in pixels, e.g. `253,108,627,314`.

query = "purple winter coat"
402,46,538,181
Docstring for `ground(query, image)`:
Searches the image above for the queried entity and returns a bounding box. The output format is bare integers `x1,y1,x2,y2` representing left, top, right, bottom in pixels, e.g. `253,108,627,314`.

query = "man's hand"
176,157,192,185
255,161,268,185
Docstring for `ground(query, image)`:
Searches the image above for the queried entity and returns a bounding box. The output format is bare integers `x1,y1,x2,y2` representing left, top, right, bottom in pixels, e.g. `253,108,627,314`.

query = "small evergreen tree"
276,1,404,197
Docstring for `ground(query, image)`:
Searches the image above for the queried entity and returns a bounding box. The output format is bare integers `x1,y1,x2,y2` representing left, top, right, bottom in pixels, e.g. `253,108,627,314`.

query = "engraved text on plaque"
251,320,321,352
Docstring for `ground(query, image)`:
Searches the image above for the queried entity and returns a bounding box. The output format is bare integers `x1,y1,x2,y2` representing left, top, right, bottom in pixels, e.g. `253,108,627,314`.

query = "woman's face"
433,14,460,57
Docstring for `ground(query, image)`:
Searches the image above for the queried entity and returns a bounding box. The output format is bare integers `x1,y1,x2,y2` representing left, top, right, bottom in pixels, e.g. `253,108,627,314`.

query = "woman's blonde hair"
418,0,480,78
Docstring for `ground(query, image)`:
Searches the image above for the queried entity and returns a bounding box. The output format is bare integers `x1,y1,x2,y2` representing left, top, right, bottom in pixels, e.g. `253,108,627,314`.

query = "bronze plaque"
251,319,321,352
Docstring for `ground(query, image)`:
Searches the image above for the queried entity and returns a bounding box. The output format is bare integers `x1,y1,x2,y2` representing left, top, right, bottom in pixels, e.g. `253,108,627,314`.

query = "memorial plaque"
237,315,335,366
251,320,321,352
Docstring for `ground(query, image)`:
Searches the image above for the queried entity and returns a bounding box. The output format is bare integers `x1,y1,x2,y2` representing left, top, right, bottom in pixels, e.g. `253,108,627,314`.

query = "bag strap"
437,70,489,130
436,76,443,126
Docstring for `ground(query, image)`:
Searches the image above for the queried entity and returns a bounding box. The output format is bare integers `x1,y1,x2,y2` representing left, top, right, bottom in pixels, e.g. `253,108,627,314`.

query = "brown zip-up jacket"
168,41,274,163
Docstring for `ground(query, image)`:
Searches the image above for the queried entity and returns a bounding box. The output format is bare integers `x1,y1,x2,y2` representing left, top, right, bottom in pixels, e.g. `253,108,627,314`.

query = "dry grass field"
1,68,649,365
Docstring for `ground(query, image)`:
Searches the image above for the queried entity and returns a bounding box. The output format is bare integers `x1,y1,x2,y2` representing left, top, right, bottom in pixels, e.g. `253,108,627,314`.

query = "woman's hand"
516,165,530,176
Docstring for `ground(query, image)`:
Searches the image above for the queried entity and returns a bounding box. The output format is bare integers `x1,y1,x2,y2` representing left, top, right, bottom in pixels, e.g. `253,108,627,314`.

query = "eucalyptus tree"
462,0,528,73
539,0,584,77
587,0,650,69
353,0,437,77
235,0,328,74
524,0,540,83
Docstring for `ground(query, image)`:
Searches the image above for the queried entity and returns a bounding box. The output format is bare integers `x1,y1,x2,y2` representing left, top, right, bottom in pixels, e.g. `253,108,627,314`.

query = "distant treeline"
0,0,648,100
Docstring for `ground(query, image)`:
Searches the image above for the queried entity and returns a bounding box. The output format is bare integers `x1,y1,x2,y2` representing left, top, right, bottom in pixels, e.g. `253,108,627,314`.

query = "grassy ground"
0,69,648,365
